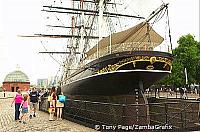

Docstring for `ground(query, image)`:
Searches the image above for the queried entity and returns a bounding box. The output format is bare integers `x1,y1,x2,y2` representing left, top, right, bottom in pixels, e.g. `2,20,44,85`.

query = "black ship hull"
61,51,173,127
62,51,173,95
63,70,170,95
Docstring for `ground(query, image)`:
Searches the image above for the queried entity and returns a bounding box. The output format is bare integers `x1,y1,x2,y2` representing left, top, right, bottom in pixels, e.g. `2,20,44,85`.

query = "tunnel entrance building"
2,70,30,92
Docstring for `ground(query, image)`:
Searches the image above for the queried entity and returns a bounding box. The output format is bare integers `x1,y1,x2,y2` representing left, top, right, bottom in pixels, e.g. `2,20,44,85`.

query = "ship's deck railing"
81,42,157,65
39,96,200,131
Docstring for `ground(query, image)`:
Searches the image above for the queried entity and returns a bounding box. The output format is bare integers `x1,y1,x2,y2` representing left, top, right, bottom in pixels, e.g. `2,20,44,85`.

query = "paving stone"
0,98,96,132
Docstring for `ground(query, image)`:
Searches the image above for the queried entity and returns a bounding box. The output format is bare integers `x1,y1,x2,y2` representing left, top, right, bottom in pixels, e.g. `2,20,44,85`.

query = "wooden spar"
72,0,120,5
42,6,145,19
42,9,123,18
146,3,169,23
46,25,91,29
39,51,80,54
19,34,100,39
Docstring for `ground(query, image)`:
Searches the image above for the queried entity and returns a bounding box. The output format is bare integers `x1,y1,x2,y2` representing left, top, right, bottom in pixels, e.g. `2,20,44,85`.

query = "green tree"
158,34,200,87
195,41,200,84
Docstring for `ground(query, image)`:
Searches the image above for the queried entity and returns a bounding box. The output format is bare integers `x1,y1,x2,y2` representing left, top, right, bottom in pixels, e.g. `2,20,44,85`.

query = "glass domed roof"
4,70,29,82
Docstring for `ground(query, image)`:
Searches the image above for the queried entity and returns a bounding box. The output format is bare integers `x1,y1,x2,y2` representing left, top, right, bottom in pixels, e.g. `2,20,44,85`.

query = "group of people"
11,86,65,123
48,86,65,121
11,87,40,124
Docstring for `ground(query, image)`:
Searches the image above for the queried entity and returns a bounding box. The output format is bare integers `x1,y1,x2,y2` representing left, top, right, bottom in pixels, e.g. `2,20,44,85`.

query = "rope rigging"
40,41,62,65
39,0,173,84
166,7,172,52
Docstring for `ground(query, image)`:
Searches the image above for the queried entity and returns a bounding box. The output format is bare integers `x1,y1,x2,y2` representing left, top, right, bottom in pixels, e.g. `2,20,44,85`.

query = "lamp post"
184,68,188,99
185,68,188,86
198,85,200,98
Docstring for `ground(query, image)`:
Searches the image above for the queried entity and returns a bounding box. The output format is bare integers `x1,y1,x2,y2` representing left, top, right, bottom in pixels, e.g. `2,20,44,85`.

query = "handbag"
56,100,64,107
58,95,66,103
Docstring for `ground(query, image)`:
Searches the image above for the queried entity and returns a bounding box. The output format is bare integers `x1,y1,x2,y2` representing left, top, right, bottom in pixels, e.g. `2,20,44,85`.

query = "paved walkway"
0,98,96,132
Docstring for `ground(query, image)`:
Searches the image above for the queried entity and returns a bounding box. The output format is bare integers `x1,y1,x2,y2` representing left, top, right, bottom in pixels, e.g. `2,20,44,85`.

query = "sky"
0,0,199,85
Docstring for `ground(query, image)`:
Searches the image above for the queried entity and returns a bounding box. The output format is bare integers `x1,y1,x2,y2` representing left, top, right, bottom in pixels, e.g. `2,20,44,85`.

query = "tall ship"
32,0,173,127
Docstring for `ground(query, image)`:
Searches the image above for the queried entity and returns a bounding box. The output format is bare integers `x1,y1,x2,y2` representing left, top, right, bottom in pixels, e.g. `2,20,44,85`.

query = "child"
20,94,29,124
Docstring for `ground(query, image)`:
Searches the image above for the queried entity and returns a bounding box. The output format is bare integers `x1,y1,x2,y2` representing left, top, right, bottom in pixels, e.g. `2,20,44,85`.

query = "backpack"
58,95,66,103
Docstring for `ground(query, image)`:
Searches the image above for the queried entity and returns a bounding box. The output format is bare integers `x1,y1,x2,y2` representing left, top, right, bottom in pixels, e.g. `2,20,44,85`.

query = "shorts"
22,107,28,113
56,100,64,108
30,102,38,109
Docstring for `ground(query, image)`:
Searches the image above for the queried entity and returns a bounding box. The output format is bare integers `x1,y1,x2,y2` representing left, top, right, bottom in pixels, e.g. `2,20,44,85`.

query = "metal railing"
145,89,200,100
39,97,200,131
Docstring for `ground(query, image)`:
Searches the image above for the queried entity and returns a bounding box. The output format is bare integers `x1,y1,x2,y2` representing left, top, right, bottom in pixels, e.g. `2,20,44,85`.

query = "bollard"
3,89,6,98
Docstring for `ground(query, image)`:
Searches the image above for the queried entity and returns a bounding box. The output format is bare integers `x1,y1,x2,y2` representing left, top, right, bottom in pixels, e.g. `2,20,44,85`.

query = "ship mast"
19,0,146,75
80,0,85,59
65,0,76,77
97,0,105,58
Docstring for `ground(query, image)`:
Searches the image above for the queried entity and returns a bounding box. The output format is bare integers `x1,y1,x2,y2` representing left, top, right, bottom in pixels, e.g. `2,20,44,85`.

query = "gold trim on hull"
97,56,172,74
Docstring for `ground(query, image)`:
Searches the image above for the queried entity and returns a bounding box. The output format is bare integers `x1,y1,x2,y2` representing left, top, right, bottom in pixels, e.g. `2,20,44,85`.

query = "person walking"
29,87,40,118
56,86,65,120
179,87,184,99
11,89,23,121
19,94,29,124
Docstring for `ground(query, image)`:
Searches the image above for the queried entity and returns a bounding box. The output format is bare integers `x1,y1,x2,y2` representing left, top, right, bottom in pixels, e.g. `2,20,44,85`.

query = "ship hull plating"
62,51,173,95
63,70,170,95
61,51,173,126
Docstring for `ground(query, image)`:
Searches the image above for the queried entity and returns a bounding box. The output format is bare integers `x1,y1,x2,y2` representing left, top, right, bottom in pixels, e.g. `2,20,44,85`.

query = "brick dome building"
3,70,30,92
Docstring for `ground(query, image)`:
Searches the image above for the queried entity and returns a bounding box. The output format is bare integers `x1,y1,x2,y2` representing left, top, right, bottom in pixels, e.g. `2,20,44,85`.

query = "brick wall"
2,82,30,92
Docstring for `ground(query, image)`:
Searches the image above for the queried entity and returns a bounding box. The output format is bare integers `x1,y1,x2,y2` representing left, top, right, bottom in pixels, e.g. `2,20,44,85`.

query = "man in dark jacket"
29,87,40,118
